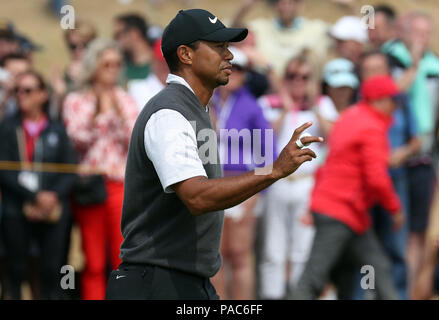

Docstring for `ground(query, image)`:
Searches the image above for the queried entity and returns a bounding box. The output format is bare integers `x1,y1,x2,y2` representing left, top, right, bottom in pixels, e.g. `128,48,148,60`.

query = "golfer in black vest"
106,9,323,300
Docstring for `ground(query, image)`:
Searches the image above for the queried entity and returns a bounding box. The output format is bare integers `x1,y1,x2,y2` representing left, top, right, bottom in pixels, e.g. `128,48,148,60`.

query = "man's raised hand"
272,122,324,179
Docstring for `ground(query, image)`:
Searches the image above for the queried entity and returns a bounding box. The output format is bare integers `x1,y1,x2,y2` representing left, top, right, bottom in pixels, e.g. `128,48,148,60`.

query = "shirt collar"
166,74,195,95
166,73,209,112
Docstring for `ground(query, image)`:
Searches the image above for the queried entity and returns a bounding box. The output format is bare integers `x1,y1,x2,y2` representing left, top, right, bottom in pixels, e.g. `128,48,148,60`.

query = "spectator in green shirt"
113,13,153,81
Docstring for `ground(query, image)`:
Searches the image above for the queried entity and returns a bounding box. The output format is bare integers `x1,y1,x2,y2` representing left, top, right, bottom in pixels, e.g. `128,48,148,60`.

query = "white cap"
229,46,248,68
329,16,368,44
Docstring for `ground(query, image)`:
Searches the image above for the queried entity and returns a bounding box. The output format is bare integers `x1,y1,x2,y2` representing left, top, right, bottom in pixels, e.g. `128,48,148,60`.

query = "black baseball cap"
161,9,248,56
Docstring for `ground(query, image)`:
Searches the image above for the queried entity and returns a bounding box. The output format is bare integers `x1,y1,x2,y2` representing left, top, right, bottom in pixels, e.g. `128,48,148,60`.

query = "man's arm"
389,136,421,168
172,122,323,216
396,40,423,91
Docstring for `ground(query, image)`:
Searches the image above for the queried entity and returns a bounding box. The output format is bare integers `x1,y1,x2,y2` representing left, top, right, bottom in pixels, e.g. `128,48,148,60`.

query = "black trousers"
408,163,436,233
1,209,70,300
106,262,219,300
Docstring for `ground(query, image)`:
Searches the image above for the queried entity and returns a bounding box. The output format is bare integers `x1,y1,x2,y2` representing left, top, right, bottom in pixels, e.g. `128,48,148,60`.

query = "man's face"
327,86,355,112
190,41,233,88
113,21,132,52
408,17,432,53
335,39,364,65
360,54,389,80
275,0,302,25
368,12,394,49
15,74,47,114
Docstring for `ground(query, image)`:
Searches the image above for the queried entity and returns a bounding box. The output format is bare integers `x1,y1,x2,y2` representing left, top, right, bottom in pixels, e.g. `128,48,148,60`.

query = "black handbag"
74,174,108,206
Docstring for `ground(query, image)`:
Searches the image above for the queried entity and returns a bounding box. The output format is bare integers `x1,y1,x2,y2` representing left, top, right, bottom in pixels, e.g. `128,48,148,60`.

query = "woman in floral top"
62,38,139,300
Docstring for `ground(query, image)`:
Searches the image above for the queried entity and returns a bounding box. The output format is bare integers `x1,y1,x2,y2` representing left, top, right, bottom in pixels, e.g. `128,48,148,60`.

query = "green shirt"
382,40,439,135
125,61,151,80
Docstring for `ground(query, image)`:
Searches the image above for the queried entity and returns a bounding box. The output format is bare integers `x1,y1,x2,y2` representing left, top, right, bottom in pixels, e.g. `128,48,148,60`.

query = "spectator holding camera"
113,13,153,82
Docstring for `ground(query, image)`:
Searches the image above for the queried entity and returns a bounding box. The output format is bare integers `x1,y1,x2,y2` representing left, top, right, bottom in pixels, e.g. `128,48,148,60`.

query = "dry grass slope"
1,0,439,77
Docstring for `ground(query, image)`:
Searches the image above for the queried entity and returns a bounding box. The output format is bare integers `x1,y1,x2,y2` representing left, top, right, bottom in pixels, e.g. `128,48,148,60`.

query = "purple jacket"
212,87,277,175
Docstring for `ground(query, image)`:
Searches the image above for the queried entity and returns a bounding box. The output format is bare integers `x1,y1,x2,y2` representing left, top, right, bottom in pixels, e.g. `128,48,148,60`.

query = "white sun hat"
329,16,368,44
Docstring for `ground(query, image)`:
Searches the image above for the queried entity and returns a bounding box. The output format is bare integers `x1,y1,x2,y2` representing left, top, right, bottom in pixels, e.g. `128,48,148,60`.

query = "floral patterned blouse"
62,87,139,181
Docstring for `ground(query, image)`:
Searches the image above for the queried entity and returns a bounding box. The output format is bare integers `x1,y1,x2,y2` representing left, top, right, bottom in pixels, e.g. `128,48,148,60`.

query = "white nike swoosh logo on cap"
116,275,126,280
209,17,218,24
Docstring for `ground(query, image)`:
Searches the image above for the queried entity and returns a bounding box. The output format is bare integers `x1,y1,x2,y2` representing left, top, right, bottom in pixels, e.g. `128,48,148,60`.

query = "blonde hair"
78,38,122,88
284,50,321,105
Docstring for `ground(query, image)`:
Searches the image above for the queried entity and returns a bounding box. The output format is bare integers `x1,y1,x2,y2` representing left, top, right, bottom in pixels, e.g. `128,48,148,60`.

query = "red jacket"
310,102,401,234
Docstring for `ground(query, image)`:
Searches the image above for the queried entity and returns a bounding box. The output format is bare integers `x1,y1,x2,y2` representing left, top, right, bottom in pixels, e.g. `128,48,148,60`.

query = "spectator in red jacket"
290,75,405,300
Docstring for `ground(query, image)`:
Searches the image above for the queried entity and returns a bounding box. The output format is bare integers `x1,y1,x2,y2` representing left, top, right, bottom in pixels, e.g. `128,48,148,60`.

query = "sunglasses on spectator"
285,72,311,81
14,86,40,96
102,60,122,69
68,42,86,52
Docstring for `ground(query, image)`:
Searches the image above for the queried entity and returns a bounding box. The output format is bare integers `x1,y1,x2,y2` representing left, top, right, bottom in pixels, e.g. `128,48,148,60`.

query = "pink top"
62,87,139,181
23,116,48,138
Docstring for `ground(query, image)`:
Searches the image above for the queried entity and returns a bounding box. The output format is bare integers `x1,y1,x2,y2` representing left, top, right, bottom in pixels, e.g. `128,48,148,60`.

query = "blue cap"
323,58,359,89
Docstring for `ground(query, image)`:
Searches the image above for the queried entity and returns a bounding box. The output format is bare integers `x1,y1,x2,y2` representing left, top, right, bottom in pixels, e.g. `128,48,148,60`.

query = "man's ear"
177,45,194,67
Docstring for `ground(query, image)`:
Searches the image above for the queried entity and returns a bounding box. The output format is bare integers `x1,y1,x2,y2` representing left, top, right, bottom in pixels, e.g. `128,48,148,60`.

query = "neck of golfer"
176,70,214,107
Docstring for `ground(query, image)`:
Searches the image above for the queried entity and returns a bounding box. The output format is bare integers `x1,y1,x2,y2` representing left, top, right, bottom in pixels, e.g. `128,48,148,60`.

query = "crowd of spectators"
0,0,439,300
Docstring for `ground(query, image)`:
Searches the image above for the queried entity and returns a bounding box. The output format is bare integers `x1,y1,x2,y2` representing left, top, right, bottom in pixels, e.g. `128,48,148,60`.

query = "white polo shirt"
143,74,208,193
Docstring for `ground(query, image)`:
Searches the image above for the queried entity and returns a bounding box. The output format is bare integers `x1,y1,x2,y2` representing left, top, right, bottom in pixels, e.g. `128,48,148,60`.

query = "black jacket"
0,112,78,218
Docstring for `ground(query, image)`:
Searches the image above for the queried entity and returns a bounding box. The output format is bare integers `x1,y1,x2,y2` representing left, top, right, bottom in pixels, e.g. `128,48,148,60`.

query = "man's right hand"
173,122,323,217
272,122,324,179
